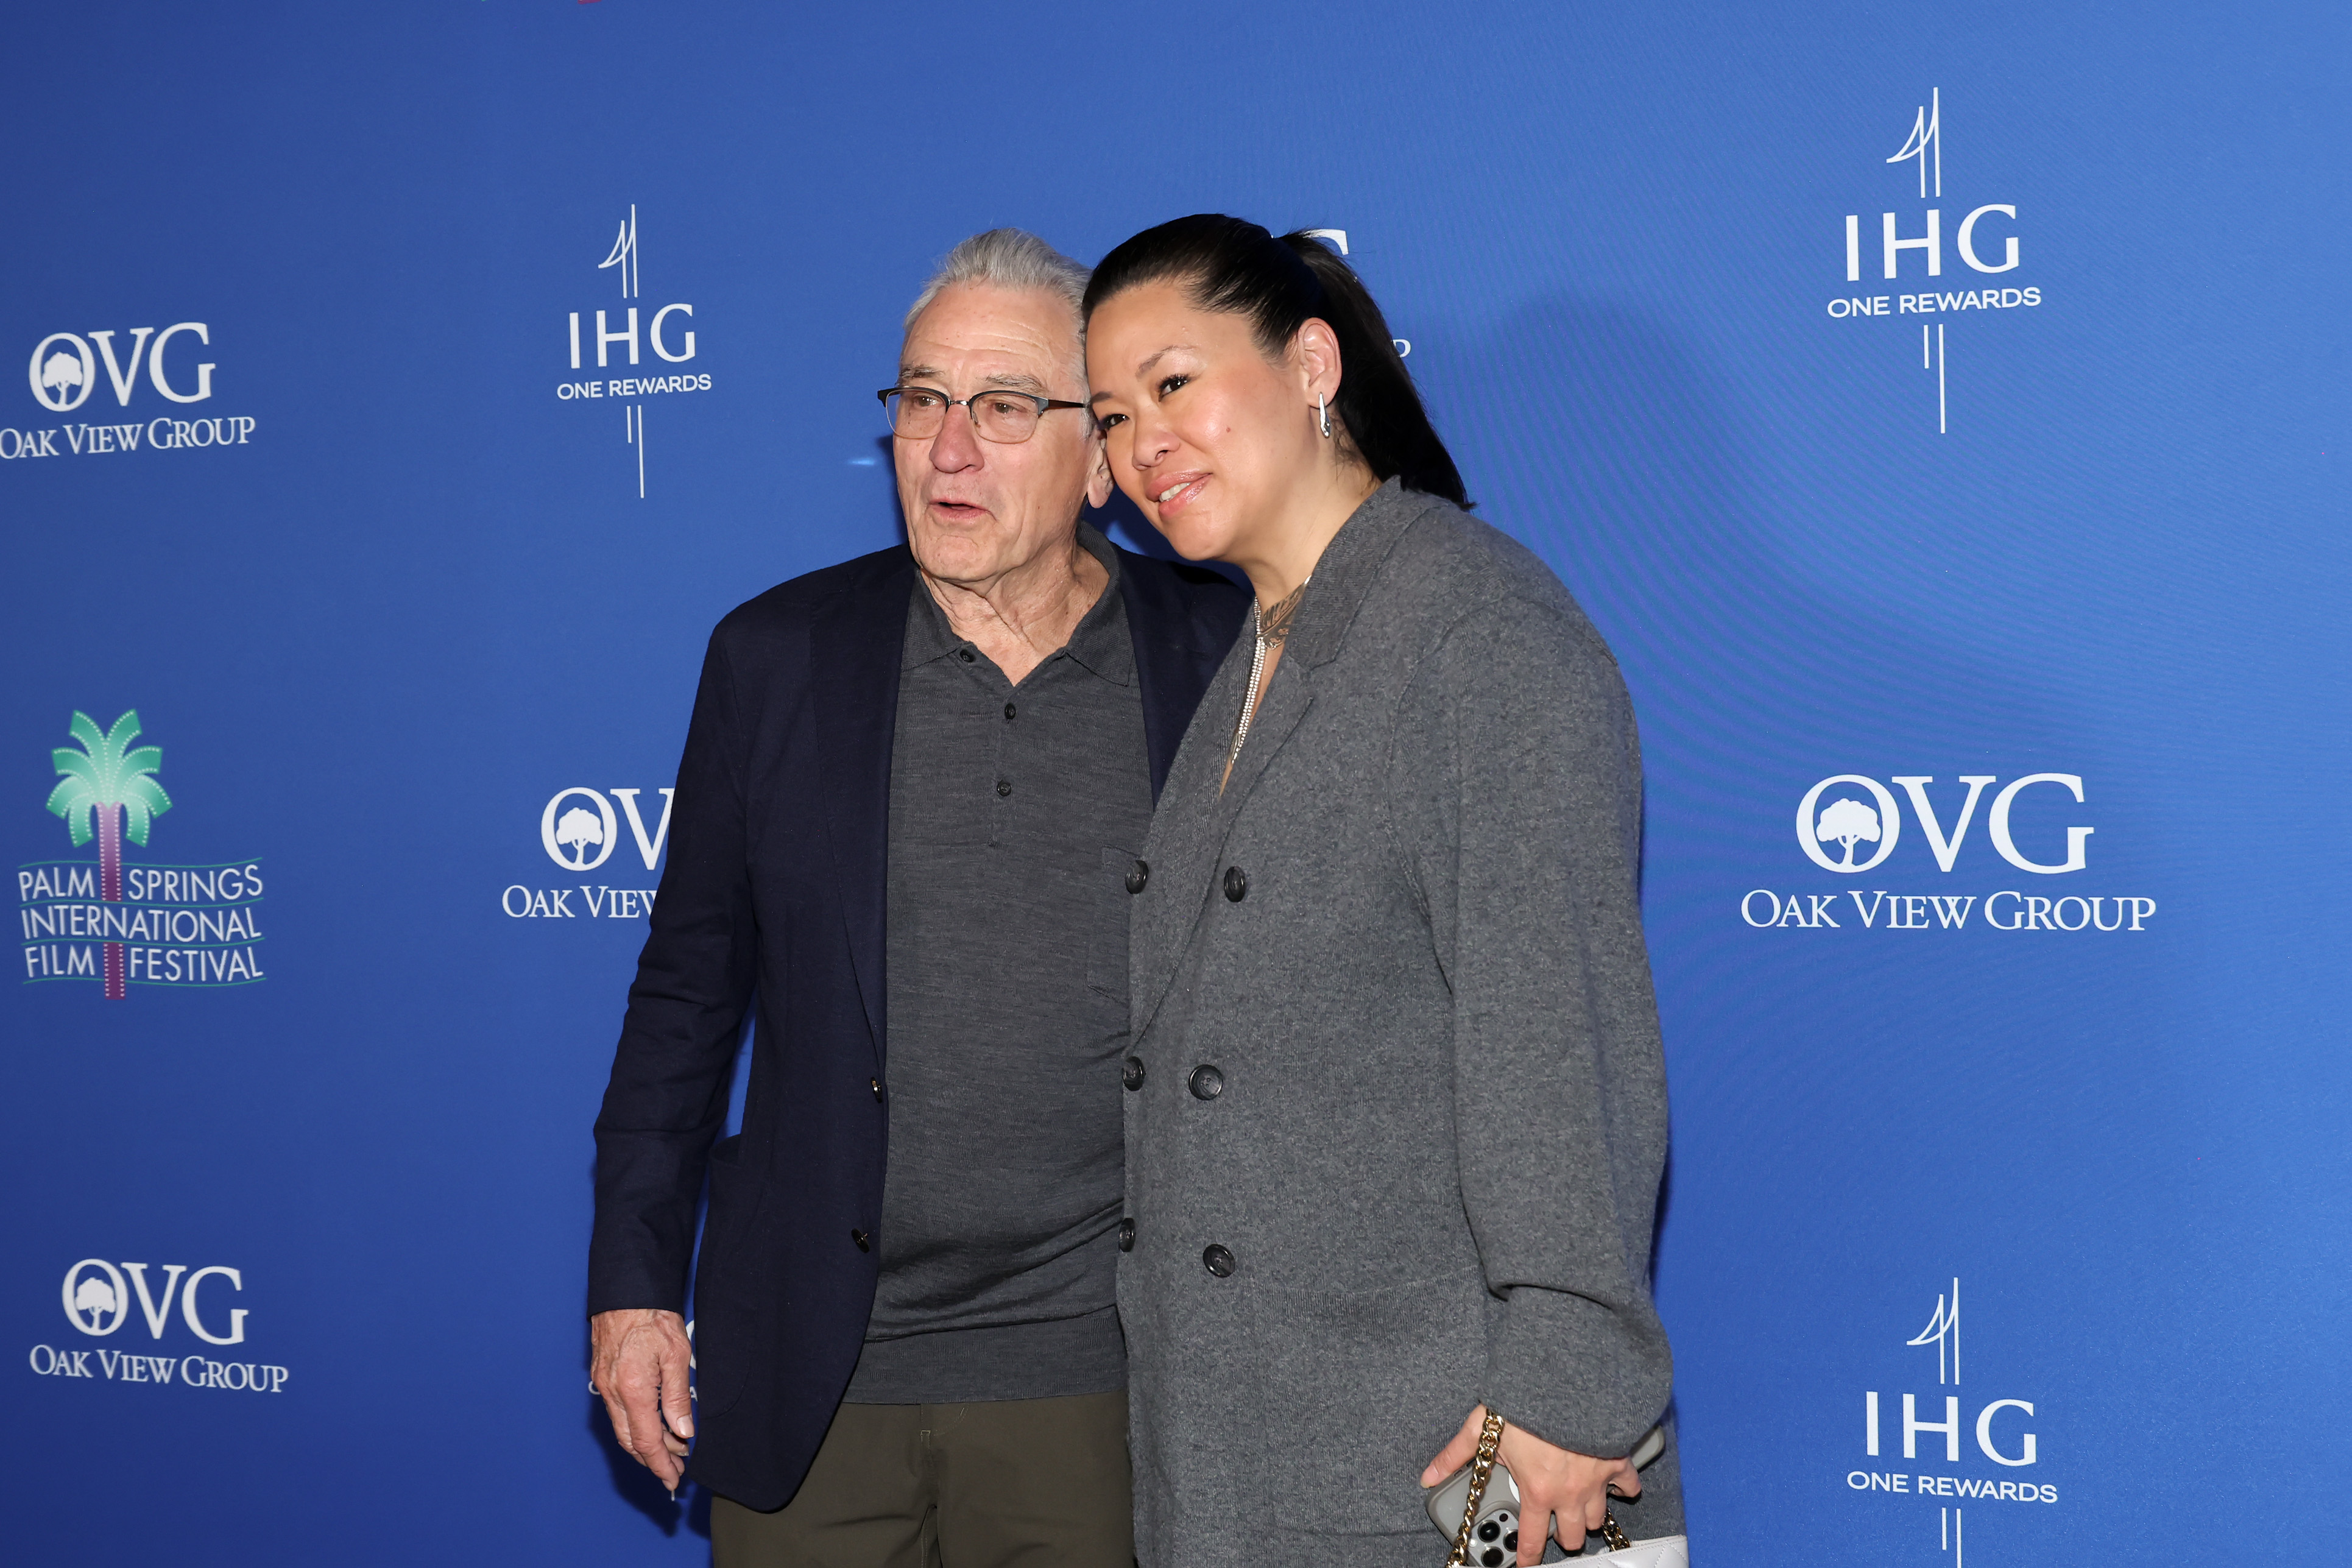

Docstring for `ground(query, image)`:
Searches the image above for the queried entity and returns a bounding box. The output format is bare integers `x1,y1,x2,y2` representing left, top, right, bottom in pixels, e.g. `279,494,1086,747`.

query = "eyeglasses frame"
876,384,1091,444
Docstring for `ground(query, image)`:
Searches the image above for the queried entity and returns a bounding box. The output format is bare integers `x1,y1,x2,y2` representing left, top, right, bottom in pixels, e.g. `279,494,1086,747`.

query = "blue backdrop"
6,3,2345,1563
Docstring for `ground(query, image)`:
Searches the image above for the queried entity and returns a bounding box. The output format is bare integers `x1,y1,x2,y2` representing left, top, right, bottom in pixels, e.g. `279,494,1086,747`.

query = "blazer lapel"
1129,637,1252,1041
810,548,916,1070
1117,548,1249,800
1129,482,1439,1042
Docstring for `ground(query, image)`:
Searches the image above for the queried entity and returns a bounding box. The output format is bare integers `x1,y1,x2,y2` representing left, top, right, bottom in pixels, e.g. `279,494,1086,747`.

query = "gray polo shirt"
844,524,1150,1404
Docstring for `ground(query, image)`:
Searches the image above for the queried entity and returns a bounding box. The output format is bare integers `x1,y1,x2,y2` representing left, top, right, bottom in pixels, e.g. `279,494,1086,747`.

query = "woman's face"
1086,280,1329,567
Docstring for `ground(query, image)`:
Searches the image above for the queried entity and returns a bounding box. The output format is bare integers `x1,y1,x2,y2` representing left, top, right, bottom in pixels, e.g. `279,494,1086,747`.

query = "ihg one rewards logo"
21,711,266,997
1847,1279,2055,1565
556,205,708,498
1820,90,2040,434
6,322,255,462
29,1257,288,1396
1741,773,2156,936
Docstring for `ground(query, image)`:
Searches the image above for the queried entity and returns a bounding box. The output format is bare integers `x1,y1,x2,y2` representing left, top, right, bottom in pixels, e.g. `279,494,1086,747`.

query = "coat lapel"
1129,482,1440,1041
810,547,915,1070
1117,548,1250,800
1129,637,1252,1040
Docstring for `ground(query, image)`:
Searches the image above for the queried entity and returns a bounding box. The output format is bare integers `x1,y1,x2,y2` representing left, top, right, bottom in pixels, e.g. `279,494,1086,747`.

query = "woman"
1084,216,1681,1567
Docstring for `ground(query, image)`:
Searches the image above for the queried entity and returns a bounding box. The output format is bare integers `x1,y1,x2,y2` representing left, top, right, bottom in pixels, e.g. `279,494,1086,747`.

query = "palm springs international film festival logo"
1740,771,2157,936
5,321,256,463
30,1257,289,1396
501,784,673,921
19,711,265,997
1819,91,2040,433
1847,1278,2056,1565
556,205,708,498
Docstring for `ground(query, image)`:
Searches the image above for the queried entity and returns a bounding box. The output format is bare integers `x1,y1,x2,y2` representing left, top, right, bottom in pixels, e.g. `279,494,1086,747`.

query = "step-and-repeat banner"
6,4,2344,1563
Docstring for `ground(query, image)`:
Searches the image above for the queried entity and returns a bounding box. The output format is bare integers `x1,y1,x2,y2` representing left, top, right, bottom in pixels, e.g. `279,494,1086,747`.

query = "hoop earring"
1317,394,1332,440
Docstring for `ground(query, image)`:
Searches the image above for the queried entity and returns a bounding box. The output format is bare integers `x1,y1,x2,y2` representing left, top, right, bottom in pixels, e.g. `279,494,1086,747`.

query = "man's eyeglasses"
878,385,1089,445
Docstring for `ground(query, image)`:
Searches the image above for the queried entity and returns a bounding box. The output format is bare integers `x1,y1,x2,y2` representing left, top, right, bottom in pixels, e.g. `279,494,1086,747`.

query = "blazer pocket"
1089,847,1137,1001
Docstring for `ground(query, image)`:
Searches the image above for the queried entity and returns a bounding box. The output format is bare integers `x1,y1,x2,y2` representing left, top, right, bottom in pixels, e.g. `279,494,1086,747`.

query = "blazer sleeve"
587,625,761,1316
1389,593,1674,1459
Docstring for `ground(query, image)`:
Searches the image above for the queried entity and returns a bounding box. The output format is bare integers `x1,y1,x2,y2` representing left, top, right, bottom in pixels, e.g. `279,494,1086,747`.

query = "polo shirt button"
1118,1218,1136,1252
1126,860,1150,895
1202,1244,1235,1277
852,1229,871,1252
870,1078,883,1102
1003,702,1016,720
1187,1064,1224,1100
1223,866,1248,902
956,648,975,663
1122,1056,1146,1090
995,779,1012,797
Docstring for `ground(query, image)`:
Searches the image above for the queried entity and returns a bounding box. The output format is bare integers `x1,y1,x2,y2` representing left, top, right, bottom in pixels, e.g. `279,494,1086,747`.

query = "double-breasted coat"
1119,481,1682,1566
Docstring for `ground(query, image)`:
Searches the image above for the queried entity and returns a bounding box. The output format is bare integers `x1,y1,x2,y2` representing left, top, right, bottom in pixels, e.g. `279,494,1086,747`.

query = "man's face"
894,283,1111,587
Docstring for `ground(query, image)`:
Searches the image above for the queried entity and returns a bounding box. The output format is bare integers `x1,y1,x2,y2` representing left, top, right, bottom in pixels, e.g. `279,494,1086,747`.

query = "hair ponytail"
1082,214,1469,509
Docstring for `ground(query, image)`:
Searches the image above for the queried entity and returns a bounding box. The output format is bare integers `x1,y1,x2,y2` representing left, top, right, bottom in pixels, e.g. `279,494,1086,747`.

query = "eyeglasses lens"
885,389,1042,444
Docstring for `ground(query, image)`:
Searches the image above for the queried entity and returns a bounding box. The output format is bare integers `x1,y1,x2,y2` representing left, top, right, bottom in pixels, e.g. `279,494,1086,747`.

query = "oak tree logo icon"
1814,796,1882,869
39,350,85,405
71,1274,119,1332
553,805,606,869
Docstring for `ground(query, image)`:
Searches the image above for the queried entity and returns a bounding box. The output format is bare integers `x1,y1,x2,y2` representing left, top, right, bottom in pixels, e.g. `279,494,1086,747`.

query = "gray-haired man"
586,230,1248,1565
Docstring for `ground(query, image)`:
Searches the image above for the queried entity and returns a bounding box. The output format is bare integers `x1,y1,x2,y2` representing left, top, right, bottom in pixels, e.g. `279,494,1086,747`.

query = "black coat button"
1122,1056,1146,1090
870,1078,883,1102
852,1229,871,1252
1223,866,1247,901
995,779,1012,797
1125,860,1150,895
1003,702,1016,720
1202,1244,1235,1277
1188,1064,1224,1100
1118,1218,1135,1252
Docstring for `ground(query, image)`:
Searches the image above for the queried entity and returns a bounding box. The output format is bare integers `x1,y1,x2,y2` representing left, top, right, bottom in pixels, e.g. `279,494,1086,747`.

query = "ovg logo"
1795,774,2089,876
22,709,267,995
8,322,255,461
29,325,213,413
33,1256,289,1394
1742,771,2156,934
502,783,672,921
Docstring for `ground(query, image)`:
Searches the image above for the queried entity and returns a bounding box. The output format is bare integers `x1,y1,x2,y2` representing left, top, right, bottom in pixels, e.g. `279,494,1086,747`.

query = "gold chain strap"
1445,1411,1637,1563
1598,1509,1633,1552
1444,1411,1508,1567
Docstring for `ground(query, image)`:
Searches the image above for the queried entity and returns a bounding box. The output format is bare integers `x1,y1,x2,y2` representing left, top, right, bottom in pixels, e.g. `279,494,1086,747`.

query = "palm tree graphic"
47,710,171,1000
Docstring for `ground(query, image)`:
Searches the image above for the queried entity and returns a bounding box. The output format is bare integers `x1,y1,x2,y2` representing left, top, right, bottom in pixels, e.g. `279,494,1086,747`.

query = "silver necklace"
1224,576,1309,785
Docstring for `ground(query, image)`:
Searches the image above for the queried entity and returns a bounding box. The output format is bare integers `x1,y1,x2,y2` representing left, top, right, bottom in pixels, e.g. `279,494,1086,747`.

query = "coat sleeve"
587,625,761,1316
1389,593,1673,1459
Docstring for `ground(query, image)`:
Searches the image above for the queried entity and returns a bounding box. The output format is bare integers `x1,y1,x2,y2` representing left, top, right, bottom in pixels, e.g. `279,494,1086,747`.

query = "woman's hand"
1421,1404,1640,1566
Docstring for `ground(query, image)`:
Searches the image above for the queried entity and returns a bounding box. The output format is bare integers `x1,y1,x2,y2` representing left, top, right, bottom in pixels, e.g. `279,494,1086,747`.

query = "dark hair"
1082,214,1469,508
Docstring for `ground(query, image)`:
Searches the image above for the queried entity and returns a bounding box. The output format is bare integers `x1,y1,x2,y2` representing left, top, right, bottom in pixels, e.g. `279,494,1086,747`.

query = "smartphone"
1424,1423,1667,1563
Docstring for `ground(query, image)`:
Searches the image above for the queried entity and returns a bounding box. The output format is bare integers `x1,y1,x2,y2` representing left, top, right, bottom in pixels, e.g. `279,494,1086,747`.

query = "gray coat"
1119,481,1681,1566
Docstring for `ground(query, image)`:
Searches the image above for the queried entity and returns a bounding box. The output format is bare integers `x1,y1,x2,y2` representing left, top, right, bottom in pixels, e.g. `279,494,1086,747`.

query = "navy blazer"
589,540,1247,1511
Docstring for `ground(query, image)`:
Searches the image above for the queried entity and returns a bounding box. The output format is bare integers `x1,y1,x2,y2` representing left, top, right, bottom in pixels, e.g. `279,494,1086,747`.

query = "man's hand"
590,1308,695,1494
1421,1404,1640,1566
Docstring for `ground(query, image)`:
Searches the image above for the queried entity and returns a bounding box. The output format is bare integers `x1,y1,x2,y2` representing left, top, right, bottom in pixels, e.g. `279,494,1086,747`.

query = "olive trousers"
709,1390,1132,1568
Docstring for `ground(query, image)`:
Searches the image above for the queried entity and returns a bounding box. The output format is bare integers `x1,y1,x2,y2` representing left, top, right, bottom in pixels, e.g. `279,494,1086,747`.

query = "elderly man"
587,229,1246,1564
